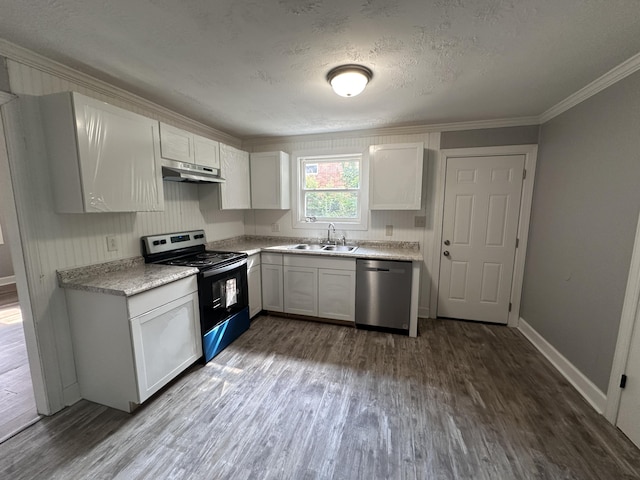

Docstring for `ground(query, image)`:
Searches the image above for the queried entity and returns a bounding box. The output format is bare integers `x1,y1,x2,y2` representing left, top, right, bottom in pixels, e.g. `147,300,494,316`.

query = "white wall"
4,59,244,412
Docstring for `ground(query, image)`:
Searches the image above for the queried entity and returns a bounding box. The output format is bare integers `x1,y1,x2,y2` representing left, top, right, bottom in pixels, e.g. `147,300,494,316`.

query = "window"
293,150,369,230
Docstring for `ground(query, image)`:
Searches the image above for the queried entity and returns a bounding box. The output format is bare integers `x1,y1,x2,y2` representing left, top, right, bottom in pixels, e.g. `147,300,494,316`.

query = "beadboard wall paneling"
4,60,244,412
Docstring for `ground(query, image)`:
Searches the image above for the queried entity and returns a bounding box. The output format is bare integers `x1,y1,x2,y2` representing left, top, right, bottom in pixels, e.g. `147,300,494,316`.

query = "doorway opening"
0,222,39,443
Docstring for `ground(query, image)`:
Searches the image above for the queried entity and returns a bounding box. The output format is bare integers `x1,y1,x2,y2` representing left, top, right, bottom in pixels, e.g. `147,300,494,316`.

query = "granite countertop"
57,257,199,297
208,236,423,262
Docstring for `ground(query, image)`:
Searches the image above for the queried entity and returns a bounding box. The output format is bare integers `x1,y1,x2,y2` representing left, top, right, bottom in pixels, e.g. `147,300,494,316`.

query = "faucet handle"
341,235,346,245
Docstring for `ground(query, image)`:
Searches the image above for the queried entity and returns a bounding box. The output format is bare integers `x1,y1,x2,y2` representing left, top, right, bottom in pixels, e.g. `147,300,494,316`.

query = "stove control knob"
153,240,161,246
160,240,167,245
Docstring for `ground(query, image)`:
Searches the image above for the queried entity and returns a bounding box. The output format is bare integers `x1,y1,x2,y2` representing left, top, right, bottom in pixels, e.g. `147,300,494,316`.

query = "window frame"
292,148,369,231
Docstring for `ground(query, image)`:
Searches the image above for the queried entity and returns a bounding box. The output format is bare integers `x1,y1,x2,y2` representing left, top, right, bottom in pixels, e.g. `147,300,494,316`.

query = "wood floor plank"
1,315,639,479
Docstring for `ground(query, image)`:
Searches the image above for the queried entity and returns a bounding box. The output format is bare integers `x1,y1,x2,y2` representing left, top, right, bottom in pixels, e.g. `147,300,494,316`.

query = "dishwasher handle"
360,266,406,274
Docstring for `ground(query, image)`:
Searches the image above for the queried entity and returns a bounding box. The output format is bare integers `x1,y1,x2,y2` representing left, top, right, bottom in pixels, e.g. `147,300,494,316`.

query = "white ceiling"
1,0,640,138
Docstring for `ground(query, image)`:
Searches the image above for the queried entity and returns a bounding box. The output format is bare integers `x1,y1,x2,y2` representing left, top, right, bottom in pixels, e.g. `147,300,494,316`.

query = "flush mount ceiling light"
327,64,373,97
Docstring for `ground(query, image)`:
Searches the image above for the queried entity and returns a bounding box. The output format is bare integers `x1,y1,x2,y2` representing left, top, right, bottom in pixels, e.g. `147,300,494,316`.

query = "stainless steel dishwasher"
355,259,412,334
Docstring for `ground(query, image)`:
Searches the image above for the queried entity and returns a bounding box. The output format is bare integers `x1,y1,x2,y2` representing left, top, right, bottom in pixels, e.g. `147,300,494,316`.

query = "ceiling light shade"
327,65,373,97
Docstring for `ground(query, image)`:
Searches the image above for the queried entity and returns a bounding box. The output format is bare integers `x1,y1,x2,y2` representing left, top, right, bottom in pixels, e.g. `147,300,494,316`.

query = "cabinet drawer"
284,254,355,271
262,252,283,265
128,275,198,318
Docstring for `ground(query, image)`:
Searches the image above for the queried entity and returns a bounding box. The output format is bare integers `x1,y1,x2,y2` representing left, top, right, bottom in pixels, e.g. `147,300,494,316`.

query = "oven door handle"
200,258,248,278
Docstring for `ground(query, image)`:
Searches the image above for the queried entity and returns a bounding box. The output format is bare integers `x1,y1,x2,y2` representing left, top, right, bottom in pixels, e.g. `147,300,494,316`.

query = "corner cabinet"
247,253,263,318
219,143,251,209
250,151,290,209
39,92,164,213
65,276,201,412
370,142,424,210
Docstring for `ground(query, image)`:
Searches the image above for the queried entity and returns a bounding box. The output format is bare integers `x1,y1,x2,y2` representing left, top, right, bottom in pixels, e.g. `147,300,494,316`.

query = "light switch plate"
106,235,118,252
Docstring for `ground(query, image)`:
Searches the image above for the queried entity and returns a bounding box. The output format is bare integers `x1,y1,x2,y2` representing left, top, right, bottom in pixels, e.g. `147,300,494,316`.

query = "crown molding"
242,116,540,147
0,38,241,147
539,52,640,124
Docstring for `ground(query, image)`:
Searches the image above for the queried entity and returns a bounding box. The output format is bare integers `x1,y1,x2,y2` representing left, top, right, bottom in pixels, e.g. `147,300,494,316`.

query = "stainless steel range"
142,230,250,363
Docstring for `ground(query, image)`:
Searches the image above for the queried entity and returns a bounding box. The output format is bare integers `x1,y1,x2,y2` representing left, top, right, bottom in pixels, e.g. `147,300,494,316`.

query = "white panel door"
261,264,284,312
617,314,640,448
437,155,524,323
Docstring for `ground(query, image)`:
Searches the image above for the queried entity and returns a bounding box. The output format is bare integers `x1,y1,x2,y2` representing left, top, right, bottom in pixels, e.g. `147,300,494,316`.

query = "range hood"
161,159,225,183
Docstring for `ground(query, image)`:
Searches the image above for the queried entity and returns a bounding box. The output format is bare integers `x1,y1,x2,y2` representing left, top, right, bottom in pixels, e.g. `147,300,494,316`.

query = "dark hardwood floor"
0,315,638,479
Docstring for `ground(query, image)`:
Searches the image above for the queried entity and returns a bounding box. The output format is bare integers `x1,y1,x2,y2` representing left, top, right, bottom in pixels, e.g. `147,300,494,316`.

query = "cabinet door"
219,143,251,209
159,123,194,163
284,266,318,317
193,134,220,170
130,292,201,403
41,92,164,213
250,151,290,209
261,264,284,312
318,268,356,322
370,143,424,210
248,263,263,318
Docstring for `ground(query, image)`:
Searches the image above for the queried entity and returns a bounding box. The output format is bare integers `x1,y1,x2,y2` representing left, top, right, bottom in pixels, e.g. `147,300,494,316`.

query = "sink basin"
289,244,324,250
321,245,358,252
288,244,358,253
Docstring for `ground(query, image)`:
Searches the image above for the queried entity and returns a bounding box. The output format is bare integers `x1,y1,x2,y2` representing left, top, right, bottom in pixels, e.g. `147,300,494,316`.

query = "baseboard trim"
518,317,607,414
418,307,430,319
0,275,16,286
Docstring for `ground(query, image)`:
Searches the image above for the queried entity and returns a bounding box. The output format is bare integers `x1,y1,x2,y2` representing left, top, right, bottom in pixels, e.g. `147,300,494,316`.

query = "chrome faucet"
326,223,336,244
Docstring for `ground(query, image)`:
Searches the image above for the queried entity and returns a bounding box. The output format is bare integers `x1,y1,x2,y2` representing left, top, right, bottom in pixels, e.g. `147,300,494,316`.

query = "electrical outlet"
106,235,118,252
414,216,426,228
385,225,393,236
271,223,280,233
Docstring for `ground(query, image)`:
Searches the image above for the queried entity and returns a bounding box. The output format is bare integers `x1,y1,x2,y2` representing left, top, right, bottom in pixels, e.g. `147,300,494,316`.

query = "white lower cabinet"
318,268,356,322
247,254,263,318
281,255,356,322
261,253,284,312
65,276,201,412
284,266,318,316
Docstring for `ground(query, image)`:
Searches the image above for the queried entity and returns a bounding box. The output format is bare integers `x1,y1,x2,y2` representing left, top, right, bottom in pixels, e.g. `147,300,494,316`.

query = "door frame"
429,145,538,327
604,210,640,424
0,94,49,414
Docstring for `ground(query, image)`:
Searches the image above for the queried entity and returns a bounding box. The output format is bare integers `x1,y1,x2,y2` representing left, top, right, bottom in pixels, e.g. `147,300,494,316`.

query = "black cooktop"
164,251,241,268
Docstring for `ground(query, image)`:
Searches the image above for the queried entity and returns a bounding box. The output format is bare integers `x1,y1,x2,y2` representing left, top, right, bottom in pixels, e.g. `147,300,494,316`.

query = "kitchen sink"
288,244,358,253
321,245,358,252
290,244,324,250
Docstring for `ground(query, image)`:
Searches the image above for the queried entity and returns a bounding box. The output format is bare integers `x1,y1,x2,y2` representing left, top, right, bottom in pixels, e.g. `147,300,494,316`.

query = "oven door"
199,259,249,333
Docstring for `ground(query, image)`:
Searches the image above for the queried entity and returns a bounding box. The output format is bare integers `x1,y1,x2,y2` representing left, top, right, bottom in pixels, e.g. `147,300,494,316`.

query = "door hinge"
620,374,628,389
523,169,527,180
516,238,519,248
508,302,512,312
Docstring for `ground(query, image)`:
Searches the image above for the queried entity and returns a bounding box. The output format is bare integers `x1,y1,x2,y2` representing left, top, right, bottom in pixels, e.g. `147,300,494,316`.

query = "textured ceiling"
1,0,640,138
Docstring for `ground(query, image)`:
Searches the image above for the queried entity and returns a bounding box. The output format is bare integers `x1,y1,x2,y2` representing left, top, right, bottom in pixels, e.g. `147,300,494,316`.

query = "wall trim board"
539,52,640,124
242,116,540,148
0,275,16,286
518,317,607,414
418,307,430,319
604,210,640,423
0,38,240,147
430,145,538,327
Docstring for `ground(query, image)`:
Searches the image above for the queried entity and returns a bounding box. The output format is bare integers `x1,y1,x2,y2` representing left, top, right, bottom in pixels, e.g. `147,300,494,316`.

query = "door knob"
443,251,450,257
444,240,450,246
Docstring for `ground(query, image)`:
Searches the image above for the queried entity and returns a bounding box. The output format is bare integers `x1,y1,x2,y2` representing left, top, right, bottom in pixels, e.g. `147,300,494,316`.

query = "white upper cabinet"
39,92,164,213
250,151,290,209
159,123,220,170
193,134,220,170
369,142,424,210
158,123,194,163
219,143,251,210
